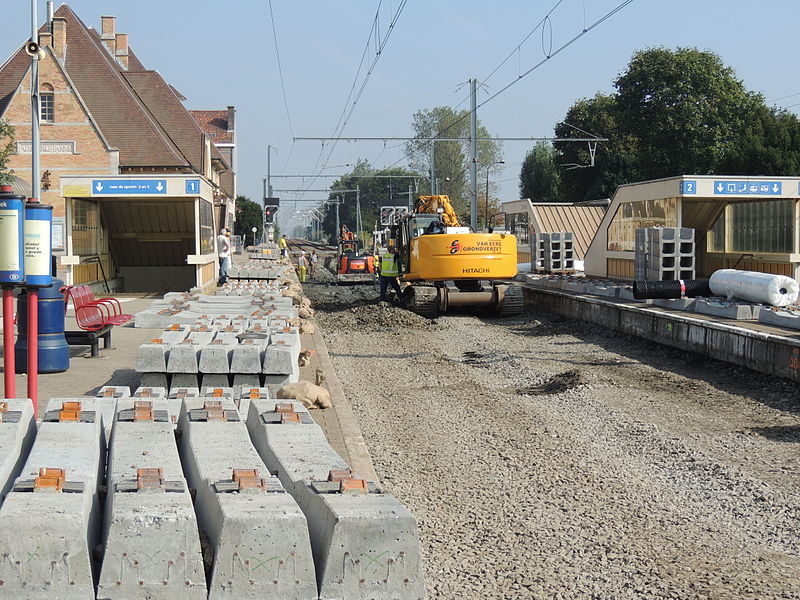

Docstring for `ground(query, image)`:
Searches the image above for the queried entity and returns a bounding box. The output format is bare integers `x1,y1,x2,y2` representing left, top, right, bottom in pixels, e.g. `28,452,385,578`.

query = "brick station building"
0,5,236,292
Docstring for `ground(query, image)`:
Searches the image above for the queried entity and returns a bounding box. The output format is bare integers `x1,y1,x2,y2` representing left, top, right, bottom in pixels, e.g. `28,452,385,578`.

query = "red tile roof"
1,4,232,175
190,110,233,144
0,47,31,118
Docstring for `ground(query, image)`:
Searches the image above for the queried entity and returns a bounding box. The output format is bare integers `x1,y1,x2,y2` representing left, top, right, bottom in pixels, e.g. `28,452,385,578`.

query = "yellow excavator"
389,195,522,316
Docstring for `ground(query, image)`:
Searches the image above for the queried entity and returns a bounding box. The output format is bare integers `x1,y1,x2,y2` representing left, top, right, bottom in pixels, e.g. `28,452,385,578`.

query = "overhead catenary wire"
296,0,409,200
268,0,294,137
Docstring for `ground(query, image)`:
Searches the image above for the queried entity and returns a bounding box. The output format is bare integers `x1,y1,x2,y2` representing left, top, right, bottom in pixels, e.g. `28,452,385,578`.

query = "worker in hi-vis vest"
379,246,403,302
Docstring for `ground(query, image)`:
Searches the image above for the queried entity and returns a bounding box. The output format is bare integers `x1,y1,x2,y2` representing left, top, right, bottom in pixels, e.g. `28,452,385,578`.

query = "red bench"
61,285,132,356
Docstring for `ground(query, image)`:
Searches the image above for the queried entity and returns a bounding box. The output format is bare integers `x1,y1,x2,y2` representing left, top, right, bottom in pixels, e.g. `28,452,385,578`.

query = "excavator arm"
414,195,461,227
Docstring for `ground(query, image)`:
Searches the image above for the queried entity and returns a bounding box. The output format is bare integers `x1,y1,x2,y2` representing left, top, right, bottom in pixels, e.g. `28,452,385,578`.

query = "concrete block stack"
530,232,545,270
636,227,695,281
538,232,575,273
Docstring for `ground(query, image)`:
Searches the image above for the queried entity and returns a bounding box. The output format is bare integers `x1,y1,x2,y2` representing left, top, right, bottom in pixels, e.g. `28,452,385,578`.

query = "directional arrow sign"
92,179,168,195
713,180,782,196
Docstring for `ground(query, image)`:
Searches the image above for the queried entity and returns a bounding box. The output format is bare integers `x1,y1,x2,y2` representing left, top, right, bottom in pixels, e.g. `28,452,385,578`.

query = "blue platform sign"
92,179,167,195
185,179,200,194
680,180,697,194
713,180,781,195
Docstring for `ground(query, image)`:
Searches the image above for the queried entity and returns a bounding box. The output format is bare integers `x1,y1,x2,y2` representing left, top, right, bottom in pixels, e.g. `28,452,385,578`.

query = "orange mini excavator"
336,225,376,284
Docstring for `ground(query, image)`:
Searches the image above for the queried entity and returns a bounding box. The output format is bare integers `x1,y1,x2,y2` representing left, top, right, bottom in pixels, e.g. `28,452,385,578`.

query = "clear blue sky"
2,1,798,232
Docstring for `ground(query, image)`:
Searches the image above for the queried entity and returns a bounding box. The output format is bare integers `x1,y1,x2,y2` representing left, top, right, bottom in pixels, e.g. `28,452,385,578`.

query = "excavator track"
404,285,439,318
497,284,524,316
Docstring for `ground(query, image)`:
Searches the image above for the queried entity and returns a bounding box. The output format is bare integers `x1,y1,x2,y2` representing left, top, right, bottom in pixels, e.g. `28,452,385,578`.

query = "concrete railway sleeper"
246,397,426,600
178,396,317,599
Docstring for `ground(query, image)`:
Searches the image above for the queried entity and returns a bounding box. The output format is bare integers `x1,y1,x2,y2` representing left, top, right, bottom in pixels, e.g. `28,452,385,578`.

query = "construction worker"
279,234,288,258
297,250,309,283
378,246,403,303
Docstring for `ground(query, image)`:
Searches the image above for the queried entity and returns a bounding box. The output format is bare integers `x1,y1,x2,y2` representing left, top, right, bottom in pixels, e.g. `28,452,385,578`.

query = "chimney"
115,33,129,70
39,32,53,50
226,106,235,135
101,16,116,55
52,17,67,60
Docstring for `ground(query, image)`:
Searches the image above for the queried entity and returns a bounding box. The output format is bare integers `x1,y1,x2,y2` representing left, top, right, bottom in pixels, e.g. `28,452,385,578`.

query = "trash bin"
14,278,70,373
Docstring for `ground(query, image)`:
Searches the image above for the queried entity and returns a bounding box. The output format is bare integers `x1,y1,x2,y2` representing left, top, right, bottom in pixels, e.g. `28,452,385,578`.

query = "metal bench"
62,285,131,356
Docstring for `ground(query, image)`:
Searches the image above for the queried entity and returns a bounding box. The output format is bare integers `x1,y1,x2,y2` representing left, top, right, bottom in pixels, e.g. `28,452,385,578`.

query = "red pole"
2,288,15,399
27,288,38,416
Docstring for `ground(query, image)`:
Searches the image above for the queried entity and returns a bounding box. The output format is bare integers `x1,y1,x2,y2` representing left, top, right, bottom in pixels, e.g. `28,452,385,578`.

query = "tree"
614,47,762,179
0,119,15,185
553,47,798,202
519,141,562,202
233,195,263,241
555,93,638,202
405,106,502,221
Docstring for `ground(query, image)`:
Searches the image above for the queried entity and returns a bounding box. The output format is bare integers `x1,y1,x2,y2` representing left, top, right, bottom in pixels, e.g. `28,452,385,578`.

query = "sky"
2,1,799,233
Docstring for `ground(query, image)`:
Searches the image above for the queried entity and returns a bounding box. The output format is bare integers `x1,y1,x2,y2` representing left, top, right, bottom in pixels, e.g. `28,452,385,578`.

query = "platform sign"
713,180,782,195
185,179,200,194
680,180,697,194
92,179,167,195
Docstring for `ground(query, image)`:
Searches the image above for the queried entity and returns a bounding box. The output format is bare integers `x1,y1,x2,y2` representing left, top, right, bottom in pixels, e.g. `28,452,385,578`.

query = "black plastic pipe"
633,279,711,300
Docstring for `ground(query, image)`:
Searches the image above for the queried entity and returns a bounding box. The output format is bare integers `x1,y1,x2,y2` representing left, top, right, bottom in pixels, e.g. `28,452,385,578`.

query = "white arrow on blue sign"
713,180,781,195
93,179,168,195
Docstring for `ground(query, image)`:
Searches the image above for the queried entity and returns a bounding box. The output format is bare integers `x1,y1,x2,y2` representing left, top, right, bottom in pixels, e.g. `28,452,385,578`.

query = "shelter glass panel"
607,198,677,251
72,198,99,255
728,200,793,254
505,212,529,244
708,211,725,252
199,199,214,254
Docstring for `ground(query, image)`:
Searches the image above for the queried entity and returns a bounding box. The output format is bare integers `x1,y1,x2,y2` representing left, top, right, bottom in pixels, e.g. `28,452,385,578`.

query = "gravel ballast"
304,274,800,599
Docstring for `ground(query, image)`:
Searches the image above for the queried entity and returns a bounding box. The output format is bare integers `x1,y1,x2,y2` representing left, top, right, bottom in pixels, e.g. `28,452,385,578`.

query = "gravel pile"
317,297,800,599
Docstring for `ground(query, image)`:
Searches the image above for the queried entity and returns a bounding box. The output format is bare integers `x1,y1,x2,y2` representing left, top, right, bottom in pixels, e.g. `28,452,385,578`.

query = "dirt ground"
303,262,800,600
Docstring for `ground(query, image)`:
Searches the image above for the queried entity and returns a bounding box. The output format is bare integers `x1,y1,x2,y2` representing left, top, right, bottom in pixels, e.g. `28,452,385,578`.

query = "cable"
268,0,294,137
768,91,800,103
301,0,409,197
480,0,634,109
481,0,566,86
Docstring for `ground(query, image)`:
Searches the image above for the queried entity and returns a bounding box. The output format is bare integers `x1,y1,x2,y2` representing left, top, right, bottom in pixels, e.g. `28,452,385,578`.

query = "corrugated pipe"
633,279,711,300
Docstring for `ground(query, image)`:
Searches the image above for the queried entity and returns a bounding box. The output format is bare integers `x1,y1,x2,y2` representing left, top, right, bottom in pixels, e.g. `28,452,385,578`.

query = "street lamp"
479,160,505,229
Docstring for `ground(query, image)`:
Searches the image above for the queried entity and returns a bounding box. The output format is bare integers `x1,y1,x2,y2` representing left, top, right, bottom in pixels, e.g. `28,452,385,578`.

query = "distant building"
502,199,607,264
0,6,234,291
190,107,237,228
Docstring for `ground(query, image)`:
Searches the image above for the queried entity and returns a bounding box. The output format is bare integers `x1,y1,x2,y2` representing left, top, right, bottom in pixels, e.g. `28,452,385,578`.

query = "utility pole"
31,0,41,202
407,184,413,211
355,185,361,242
469,77,478,231
430,141,436,194
335,196,341,241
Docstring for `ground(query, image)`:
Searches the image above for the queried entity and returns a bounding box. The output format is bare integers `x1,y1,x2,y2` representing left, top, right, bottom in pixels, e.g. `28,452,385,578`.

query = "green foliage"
519,141,563,202
320,160,421,241
405,106,502,220
553,47,800,202
0,119,16,185
233,195,263,241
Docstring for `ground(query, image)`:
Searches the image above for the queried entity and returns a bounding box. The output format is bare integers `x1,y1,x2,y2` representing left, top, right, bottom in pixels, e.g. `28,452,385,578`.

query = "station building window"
199,199,214,254
607,198,677,251
40,83,54,123
707,199,794,254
